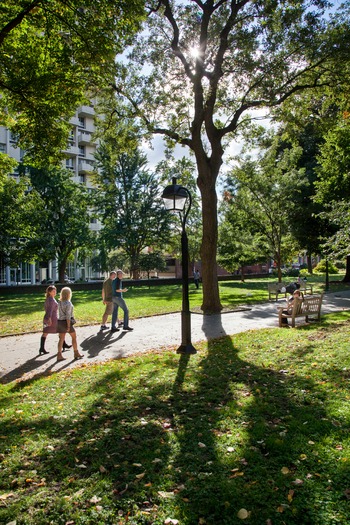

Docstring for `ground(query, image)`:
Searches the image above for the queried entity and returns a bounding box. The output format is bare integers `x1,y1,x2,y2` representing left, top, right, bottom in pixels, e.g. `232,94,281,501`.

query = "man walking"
111,269,133,332
100,271,116,331
193,269,200,289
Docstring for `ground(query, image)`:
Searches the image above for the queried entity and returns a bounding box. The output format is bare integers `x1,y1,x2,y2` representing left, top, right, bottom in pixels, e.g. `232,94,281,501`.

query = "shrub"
313,259,338,274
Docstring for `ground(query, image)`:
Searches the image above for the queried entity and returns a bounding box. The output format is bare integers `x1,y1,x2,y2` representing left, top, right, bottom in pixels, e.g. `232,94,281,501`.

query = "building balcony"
69,116,80,126
78,105,95,118
78,131,93,145
78,160,95,173
63,145,80,156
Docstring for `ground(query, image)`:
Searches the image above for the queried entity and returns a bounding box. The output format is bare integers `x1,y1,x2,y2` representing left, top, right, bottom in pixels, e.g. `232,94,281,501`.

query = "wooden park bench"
268,282,287,301
268,280,313,301
298,280,313,295
278,294,323,328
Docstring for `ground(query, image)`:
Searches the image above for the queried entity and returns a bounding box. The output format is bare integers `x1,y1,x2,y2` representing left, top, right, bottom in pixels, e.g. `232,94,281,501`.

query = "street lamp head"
162,177,189,213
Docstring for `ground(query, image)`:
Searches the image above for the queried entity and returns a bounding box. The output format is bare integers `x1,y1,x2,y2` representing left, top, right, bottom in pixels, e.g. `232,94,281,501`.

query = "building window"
9,132,18,144
66,158,74,170
78,145,85,157
68,128,75,144
0,143,6,152
90,217,97,224
79,173,86,184
78,117,85,128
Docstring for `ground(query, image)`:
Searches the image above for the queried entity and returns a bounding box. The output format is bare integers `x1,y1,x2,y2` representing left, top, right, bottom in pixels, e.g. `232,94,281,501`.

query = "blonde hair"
60,287,72,301
45,285,56,298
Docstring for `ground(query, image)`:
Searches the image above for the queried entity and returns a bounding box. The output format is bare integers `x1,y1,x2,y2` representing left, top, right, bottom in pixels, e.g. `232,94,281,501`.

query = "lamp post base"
176,343,197,355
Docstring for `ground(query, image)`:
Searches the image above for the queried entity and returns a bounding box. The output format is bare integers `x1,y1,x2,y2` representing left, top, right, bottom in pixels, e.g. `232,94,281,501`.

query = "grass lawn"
1,311,350,524
0,274,345,336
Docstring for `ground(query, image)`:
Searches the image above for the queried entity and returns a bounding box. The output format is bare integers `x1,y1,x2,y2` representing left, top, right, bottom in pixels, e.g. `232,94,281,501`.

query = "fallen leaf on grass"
164,519,179,524
198,442,206,448
158,491,175,499
89,495,101,503
237,508,250,519
281,467,290,475
229,471,244,478
292,479,304,486
0,492,14,500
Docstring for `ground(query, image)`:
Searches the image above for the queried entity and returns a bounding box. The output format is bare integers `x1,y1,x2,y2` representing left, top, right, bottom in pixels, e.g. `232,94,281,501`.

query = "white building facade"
0,103,102,286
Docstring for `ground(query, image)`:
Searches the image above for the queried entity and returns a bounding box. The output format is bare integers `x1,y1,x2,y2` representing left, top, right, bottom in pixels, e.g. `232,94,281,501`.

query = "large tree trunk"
197,159,222,314
58,258,67,284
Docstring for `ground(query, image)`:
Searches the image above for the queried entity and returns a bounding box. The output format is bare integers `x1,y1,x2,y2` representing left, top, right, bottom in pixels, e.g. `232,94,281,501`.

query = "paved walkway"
1,290,350,384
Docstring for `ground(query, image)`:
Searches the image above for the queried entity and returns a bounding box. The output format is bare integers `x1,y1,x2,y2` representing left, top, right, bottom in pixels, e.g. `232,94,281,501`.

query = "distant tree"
139,252,167,279
225,135,306,281
218,199,267,281
28,166,97,282
272,95,344,272
314,115,350,281
155,156,202,270
0,174,43,267
94,147,171,279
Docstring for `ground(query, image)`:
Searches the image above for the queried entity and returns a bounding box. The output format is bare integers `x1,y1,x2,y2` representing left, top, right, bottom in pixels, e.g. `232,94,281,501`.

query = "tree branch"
0,0,43,46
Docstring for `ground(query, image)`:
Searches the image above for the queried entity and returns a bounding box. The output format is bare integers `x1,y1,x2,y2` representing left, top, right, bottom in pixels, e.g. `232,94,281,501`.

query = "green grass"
1,311,350,524
0,274,345,336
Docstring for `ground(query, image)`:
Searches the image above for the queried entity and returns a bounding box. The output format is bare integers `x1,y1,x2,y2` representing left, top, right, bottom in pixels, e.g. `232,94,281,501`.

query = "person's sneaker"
110,327,120,332
118,321,123,326
123,326,134,331
100,325,108,331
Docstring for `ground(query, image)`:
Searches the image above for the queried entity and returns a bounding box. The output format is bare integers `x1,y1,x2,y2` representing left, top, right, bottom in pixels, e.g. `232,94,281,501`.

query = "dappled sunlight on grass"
1,312,350,523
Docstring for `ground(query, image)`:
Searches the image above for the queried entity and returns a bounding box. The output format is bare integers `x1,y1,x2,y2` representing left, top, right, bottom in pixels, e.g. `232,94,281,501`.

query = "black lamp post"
162,177,197,355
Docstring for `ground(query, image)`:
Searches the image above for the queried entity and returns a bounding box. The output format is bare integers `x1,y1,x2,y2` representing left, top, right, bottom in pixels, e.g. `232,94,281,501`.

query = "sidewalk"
1,290,350,384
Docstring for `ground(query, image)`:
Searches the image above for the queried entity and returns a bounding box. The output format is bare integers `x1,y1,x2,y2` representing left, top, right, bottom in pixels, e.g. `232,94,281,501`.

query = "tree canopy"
224,133,307,281
0,0,145,164
93,146,171,278
0,174,43,267
28,166,96,282
110,0,349,312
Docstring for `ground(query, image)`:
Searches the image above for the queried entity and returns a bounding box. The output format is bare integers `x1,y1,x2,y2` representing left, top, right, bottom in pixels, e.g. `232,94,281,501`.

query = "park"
1,276,350,524
1,1,350,524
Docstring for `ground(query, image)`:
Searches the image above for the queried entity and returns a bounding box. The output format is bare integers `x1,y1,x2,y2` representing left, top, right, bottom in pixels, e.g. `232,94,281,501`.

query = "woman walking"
56,287,83,362
39,285,72,355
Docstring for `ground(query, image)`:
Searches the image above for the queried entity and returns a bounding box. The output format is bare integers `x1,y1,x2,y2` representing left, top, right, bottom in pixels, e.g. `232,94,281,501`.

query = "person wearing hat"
111,269,133,332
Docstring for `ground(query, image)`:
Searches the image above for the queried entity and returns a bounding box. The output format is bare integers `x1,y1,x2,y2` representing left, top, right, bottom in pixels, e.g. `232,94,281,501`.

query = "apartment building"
0,103,102,286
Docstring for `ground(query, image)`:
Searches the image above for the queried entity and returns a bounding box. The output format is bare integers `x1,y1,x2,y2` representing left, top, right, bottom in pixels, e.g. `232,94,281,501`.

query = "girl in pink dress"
39,286,71,355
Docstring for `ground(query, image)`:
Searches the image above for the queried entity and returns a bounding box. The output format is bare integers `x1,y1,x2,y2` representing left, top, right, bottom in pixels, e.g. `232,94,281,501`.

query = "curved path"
1,290,350,384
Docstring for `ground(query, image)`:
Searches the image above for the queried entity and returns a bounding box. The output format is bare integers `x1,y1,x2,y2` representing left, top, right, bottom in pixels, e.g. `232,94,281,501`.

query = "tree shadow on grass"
164,315,350,524
1,319,350,524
